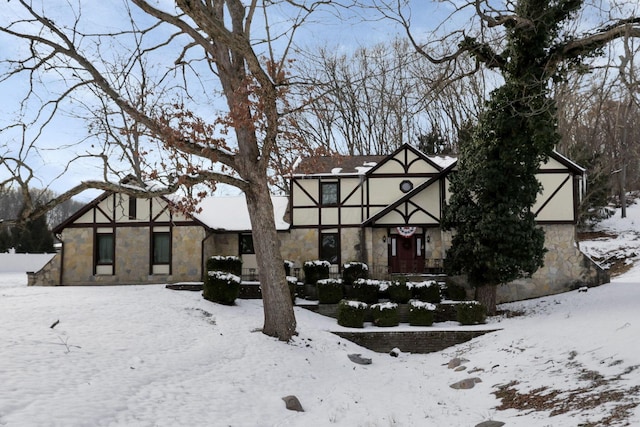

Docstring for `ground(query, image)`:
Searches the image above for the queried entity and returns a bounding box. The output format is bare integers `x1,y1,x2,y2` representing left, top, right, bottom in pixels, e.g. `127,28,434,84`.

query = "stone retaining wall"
333,329,498,354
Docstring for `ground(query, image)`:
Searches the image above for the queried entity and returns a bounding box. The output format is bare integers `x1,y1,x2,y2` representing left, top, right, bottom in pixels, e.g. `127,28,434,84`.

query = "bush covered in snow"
303,260,330,285
456,301,487,325
286,276,298,301
207,256,242,276
387,278,411,303
408,300,436,326
203,271,241,305
370,302,399,327
337,300,368,328
352,278,382,304
342,262,368,286
442,282,467,301
316,278,343,304
284,260,294,276
410,280,441,304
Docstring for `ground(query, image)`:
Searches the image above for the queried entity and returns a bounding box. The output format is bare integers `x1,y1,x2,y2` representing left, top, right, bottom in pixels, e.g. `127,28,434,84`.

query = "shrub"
303,260,330,285
342,262,369,286
456,301,487,325
317,278,343,304
287,276,298,302
410,280,441,303
207,256,242,276
337,300,368,328
388,279,411,303
203,271,241,305
284,260,294,276
352,278,381,304
370,302,399,327
442,282,467,301
408,300,436,326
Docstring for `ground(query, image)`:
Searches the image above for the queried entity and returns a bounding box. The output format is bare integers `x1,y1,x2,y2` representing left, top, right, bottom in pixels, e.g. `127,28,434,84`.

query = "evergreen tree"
442,0,581,314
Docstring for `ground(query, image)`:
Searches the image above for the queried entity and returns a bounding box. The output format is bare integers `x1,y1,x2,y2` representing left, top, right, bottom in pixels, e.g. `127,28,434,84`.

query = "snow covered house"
29,191,289,286
31,143,607,303
284,143,607,302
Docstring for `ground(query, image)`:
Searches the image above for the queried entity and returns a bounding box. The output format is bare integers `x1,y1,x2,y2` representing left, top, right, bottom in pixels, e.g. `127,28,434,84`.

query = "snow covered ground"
2,207,640,426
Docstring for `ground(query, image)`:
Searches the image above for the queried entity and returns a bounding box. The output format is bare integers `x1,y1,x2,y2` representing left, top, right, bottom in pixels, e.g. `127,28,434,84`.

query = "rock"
449,377,482,390
454,365,467,372
389,348,401,357
348,353,372,365
475,421,505,427
282,395,304,412
447,357,469,369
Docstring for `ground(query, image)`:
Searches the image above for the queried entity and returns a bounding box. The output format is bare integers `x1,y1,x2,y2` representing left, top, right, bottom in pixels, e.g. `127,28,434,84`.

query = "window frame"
320,181,339,206
319,231,340,265
152,231,171,265
128,196,137,219
239,233,255,255
95,233,114,266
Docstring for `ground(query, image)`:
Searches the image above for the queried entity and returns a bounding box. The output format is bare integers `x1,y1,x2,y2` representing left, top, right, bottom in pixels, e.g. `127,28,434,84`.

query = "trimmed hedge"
457,301,487,325
207,256,242,276
408,300,436,326
284,260,294,276
370,302,399,327
303,260,330,285
203,271,241,305
287,276,298,302
388,279,411,303
411,280,441,303
342,262,369,286
352,278,381,304
317,278,343,304
337,300,368,328
442,282,467,301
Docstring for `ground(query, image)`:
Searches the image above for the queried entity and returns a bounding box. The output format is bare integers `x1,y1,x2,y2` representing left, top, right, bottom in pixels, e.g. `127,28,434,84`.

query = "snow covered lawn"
3,201,640,426
1,272,639,426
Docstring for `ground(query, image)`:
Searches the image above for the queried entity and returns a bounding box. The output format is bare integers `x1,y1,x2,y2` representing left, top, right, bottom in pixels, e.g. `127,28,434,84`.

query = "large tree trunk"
475,284,497,316
244,180,296,341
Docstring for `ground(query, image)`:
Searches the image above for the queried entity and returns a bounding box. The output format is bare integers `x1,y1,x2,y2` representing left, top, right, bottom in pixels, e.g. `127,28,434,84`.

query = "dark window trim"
239,233,255,255
95,232,115,272
319,231,340,265
152,231,171,265
320,181,339,206
128,196,137,219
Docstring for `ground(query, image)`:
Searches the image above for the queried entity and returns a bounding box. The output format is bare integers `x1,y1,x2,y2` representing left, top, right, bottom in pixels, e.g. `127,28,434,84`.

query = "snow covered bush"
203,271,241,305
410,280,441,304
342,262,368,286
387,278,411,303
456,301,487,325
284,260,294,276
316,278,343,304
303,260,330,285
442,282,467,301
370,302,399,327
408,300,436,326
207,256,242,276
337,300,368,328
287,276,298,302
352,278,382,304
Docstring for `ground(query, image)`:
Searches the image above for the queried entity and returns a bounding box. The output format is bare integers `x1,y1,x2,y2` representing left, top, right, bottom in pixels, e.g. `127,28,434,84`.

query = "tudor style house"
31,143,607,303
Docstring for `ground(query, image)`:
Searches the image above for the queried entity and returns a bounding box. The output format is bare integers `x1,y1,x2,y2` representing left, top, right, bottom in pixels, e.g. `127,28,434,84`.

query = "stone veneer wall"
170,226,206,282
60,228,95,285
495,224,608,302
28,254,62,286
447,224,608,303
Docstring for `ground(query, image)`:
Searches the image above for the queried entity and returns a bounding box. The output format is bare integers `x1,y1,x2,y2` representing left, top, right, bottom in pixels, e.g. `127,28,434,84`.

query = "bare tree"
0,0,351,341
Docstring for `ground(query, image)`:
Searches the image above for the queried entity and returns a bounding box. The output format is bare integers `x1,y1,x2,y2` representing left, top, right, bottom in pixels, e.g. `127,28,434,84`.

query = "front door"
389,234,425,273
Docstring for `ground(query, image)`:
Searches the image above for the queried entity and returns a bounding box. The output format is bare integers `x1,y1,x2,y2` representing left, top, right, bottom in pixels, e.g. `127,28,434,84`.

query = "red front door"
389,234,425,273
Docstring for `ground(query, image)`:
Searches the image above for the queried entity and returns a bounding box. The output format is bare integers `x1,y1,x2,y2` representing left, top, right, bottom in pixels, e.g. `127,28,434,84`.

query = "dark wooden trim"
534,174,571,218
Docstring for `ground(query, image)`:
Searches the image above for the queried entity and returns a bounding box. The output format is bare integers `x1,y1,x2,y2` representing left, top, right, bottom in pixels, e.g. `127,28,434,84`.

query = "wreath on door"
396,226,416,238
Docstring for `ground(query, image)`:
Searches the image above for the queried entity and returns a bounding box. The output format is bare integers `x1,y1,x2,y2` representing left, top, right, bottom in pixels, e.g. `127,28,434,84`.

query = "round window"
400,180,413,193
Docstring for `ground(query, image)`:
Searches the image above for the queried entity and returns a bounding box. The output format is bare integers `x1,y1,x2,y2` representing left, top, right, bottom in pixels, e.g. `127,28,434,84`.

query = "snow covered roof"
292,155,386,176
193,195,290,231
